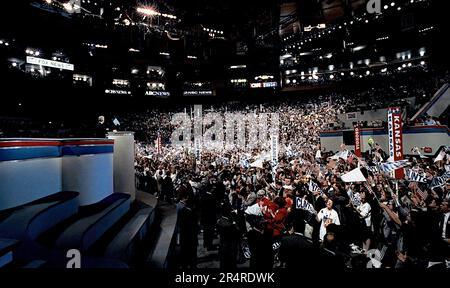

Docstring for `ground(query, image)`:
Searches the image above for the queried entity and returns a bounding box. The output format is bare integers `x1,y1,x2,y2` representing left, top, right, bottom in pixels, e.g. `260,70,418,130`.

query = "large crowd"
131,94,450,269
1,69,449,269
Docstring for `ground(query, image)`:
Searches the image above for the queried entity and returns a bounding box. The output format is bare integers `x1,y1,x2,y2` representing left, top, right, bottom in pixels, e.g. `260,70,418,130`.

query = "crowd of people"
131,93,450,269
1,68,449,269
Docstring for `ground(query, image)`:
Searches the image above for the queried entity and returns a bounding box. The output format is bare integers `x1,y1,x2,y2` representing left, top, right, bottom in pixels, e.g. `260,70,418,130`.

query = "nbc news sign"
26,56,74,71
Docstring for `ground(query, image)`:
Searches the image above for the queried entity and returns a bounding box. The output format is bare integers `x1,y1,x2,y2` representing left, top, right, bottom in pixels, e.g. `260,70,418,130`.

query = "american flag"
378,160,410,173
416,186,428,201
155,131,162,154
350,192,362,206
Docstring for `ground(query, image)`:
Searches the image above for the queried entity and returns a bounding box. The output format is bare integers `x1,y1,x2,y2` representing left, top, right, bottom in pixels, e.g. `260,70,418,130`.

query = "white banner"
341,168,367,182
26,56,74,71
270,134,279,166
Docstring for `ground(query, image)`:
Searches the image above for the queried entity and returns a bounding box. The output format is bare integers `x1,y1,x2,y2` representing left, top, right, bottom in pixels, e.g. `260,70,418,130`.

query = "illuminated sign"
105,89,131,95
145,91,170,97
183,91,213,96
26,56,74,71
250,82,278,88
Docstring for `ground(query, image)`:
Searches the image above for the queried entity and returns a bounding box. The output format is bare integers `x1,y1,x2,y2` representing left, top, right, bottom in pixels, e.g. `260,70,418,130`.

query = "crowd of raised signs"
132,95,450,269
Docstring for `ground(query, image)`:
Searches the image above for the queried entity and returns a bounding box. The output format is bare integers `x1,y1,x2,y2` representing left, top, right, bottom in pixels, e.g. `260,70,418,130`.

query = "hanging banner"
387,107,404,179
270,134,279,167
194,138,201,163
354,124,362,158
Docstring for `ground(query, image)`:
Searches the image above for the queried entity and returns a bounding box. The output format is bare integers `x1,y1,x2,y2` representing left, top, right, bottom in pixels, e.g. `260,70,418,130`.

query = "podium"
107,132,136,201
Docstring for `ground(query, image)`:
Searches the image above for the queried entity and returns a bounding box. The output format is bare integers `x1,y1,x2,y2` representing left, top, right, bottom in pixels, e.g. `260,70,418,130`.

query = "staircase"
412,83,450,120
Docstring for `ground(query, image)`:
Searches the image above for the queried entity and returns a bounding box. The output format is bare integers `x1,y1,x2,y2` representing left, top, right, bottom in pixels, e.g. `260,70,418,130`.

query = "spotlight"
391,2,395,6
421,61,425,65
63,2,73,12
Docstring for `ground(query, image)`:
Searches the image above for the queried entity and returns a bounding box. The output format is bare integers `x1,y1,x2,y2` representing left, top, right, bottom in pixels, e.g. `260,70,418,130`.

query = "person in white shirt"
355,192,372,252
317,199,340,241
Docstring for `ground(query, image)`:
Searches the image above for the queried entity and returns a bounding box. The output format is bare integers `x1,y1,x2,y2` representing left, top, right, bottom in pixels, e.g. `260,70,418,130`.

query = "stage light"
286,79,290,84
365,20,369,23
30,68,35,72
12,62,17,67
366,70,370,75
419,48,426,57
292,79,297,84
329,75,334,79
408,63,412,67
63,2,73,12
397,7,401,11
285,70,290,75
18,103,22,106
0,40,3,44
45,0,52,4
384,5,389,9
421,61,426,65
4,42,8,46
35,51,40,56
402,64,407,68
398,67,402,71
341,72,345,76
137,7,159,16
350,71,354,76
301,76,305,80
391,2,395,6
